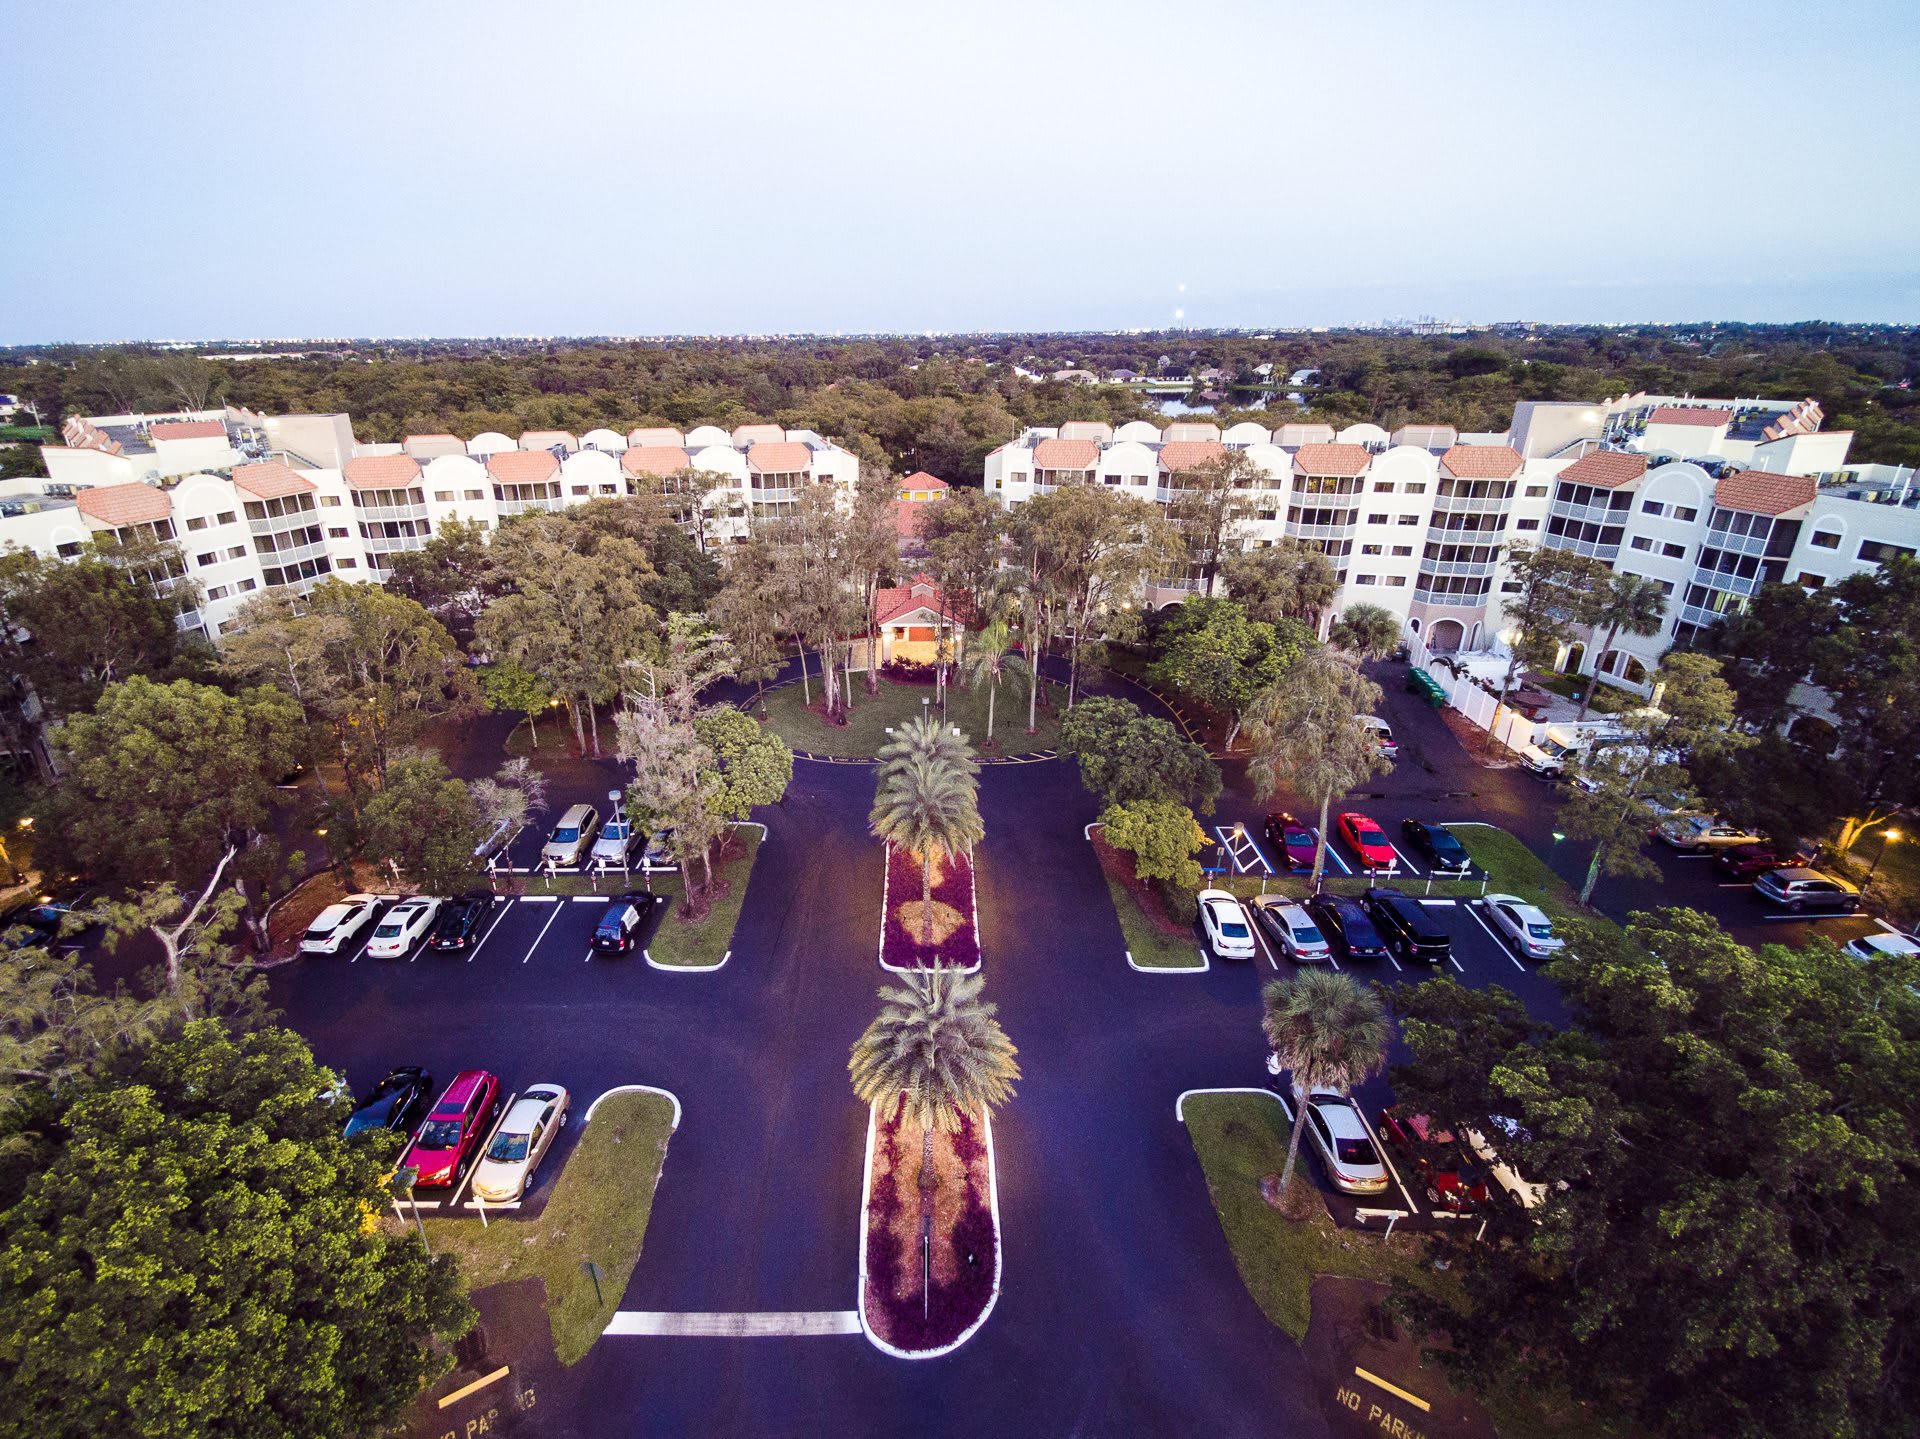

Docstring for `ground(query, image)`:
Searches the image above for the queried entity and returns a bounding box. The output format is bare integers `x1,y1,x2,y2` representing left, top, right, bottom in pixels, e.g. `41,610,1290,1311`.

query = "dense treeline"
4,324,1917,483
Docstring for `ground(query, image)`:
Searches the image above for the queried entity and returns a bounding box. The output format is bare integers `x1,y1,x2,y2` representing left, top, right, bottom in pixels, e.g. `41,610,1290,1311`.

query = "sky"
7,0,1919,341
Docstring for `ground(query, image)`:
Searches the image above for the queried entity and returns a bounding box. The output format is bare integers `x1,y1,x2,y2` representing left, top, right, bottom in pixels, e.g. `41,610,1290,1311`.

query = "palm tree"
1242,652,1390,890
1327,602,1402,661
1576,572,1669,720
874,712,977,783
962,619,1030,749
1261,969,1392,1194
870,733,985,946
849,966,1020,1277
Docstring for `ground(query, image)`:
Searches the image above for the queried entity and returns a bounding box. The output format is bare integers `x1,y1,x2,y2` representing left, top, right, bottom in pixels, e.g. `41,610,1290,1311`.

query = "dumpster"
1406,668,1448,708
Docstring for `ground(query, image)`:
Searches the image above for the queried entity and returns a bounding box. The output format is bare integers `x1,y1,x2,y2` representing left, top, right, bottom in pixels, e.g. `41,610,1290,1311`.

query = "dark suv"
1362,886,1453,966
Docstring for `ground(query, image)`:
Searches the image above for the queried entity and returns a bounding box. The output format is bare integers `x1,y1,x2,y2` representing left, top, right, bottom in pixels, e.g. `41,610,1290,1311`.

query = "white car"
1843,932,1920,963
590,816,643,868
299,894,384,956
364,897,443,959
1250,897,1332,963
1464,1116,1551,1211
471,1084,571,1204
1302,1091,1389,1195
1197,888,1256,960
1481,893,1564,960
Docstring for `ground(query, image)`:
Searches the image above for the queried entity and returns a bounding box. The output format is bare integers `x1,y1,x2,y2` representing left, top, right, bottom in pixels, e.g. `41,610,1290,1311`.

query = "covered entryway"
1427,618,1466,653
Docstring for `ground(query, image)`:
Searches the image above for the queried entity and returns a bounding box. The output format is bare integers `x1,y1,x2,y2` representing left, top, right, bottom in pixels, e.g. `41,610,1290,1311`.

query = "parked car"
342,1066,434,1141
400,1069,503,1189
1464,1115,1551,1211
1378,1106,1490,1214
1752,867,1861,915
1197,888,1256,960
641,826,676,869
1336,812,1398,871
592,893,660,954
1249,896,1331,963
473,815,517,868
429,893,494,952
541,803,602,867
1843,932,1920,963
1400,819,1472,874
471,1084,571,1203
1302,1091,1390,1196
1481,893,1563,960
1654,814,1766,853
1305,893,1388,962
0,896,89,950
1714,842,1811,880
590,815,644,868
1358,715,1398,759
299,894,384,956
1262,812,1317,872
364,896,443,959
1362,886,1452,966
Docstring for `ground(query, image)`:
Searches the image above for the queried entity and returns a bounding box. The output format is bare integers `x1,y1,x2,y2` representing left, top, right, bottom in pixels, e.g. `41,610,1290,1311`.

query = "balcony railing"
1431,492,1512,515
1288,520,1357,541
747,487,796,505
1702,528,1770,557
1689,566,1760,598
363,533,427,554
1416,556,1499,579
1678,600,1744,630
497,498,564,517
1541,533,1622,562
252,537,328,566
1549,497,1633,525
247,509,321,536
351,501,430,524
1412,585,1491,607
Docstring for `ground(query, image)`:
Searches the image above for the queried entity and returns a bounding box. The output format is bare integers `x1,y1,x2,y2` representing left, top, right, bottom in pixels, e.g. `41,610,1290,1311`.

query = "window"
435,492,454,504
1630,535,1653,552
239,578,258,591
1367,513,1389,525
1524,485,1548,498
206,583,231,601
1662,542,1687,559
1674,506,1698,522
1798,573,1826,588
464,489,484,501
1405,482,1426,494
320,495,342,507
337,557,358,568
1810,530,1841,549
187,516,208,532
1361,544,1383,555
226,545,245,560
1372,481,1396,493
195,551,217,566
56,541,83,558
1860,539,1917,563
1391,544,1412,556
1642,500,1665,516
1515,518,1540,531
570,485,589,496
1396,514,1420,526
1354,574,1377,586
328,527,349,539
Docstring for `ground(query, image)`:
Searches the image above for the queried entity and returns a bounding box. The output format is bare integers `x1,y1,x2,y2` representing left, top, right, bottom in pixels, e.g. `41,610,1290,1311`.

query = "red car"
1378,1106,1492,1215
1337,812,1397,871
1714,842,1811,880
1262,812,1317,872
401,1069,502,1189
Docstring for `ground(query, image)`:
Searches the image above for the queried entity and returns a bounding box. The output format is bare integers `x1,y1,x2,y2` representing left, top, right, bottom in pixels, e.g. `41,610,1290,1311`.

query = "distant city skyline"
6,0,1917,343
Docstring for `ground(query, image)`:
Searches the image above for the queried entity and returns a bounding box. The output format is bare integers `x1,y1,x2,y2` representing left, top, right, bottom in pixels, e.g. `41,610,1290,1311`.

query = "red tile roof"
1440,444,1524,480
900,471,948,493
343,454,424,490
1159,440,1227,472
890,498,934,543
621,445,691,478
747,441,812,475
873,576,954,627
232,461,318,500
1293,442,1372,477
1646,406,1730,428
75,482,173,527
1554,451,1648,489
1713,469,1817,517
484,450,560,485
149,420,225,442
1032,437,1099,470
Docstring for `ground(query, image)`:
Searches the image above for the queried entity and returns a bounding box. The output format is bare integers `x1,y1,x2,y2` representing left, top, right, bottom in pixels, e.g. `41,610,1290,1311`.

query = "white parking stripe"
524,901,564,964
1465,902,1528,971
1316,831,1353,875
1356,1104,1420,1214
465,900,515,964
1251,917,1280,971
444,1091,515,1211
1387,842,1422,877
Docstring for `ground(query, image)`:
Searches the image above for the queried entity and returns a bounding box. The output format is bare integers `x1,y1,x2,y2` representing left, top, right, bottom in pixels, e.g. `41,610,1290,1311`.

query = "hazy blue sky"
7,0,1918,340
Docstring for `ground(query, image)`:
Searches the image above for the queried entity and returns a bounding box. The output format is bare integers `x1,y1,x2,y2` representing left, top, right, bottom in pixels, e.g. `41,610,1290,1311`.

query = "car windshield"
552,827,579,843
415,1119,461,1149
1335,1136,1379,1165
1434,835,1465,855
1527,922,1555,939
604,821,628,839
1292,924,1325,945
1219,920,1249,939
486,1131,530,1163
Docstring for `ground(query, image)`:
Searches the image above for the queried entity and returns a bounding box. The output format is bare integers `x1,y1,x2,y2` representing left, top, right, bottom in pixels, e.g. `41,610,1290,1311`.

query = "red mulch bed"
882,845,981,969
1089,828,1189,939
864,1099,996,1352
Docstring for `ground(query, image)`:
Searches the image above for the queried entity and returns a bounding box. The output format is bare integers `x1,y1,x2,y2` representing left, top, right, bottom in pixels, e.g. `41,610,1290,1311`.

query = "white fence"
1403,627,1545,755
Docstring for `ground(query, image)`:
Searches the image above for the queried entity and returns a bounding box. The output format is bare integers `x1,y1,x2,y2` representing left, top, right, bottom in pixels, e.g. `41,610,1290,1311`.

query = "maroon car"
1262,812,1317,872
1378,1105,1492,1215
1715,842,1811,880
401,1069,502,1189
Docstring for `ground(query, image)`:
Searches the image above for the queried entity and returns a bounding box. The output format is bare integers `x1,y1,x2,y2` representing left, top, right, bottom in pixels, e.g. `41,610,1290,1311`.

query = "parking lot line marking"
605,1310,863,1337
1357,1105,1420,1213
437,1365,511,1409
1250,921,1280,971
1464,902,1527,970
465,900,514,964
1448,952,1465,974
570,895,602,903
524,902,564,963
1354,1366,1431,1414
519,894,559,903
1315,830,1353,875
1387,842,1422,876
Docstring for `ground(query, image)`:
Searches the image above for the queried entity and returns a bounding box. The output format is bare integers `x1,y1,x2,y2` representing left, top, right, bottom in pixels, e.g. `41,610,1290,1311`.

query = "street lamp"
1549,830,1566,870
1865,828,1902,884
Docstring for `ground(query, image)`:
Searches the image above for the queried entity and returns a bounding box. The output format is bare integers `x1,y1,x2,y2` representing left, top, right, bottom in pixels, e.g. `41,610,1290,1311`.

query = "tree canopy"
1059,696,1221,815
1148,596,1309,747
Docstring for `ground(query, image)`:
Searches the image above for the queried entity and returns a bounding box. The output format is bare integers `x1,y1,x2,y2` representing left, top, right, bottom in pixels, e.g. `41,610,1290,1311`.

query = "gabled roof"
149,420,225,442
622,445,691,477
746,441,812,475
1293,442,1371,477
1646,406,1730,429
485,450,560,485
1555,451,1648,490
1032,437,1098,470
232,461,318,500
1439,444,1524,480
900,471,948,492
873,576,956,627
75,482,173,527
343,454,423,490
1713,469,1817,517
1159,440,1227,473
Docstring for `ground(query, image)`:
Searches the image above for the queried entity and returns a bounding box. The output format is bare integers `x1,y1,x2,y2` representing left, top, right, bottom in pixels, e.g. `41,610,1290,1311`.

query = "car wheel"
1691,843,1710,855
1788,899,1805,914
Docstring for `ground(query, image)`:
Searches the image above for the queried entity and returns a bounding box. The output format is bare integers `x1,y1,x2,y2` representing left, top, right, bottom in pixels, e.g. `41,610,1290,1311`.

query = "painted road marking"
1386,842,1422,877
1464,902,1528,971
1214,825,1270,875
524,900,565,963
466,899,515,964
1356,1105,1420,1214
604,1311,863,1337
1354,1366,1432,1413
570,894,603,903
1314,830,1353,876
438,1366,511,1408
443,1092,515,1213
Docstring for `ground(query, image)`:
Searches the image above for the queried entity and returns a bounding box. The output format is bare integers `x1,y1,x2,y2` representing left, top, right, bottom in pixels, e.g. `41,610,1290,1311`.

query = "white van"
1358,716,1397,758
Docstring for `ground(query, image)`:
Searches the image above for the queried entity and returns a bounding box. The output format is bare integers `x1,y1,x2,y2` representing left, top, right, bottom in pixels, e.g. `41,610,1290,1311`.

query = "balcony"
1678,600,1744,630
1541,532,1621,562
1416,556,1499,579
247,508,321,537
1550,497,1633,525
497,497,564,517
253,537,329,567
1702,528,1769,558
351,501,430,524
1287,518,1357,541
1411,585,1491,607
363,532,427,554
1431,492,1512,515
747,487,796,505
1689,566,1759,598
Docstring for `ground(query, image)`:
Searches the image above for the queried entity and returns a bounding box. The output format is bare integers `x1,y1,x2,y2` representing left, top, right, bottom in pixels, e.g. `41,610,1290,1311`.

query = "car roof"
557,803,594,823
1196,888,1236,903
1852,932,1920,956
438,1069,494,1106
1769,866,1850,886
499,1094,552,1132
1315,893,1364,915
1308,1093,1369,1139
1339,811,1380,826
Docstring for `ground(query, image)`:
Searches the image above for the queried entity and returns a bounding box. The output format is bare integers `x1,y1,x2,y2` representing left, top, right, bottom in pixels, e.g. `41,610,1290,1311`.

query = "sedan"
1843,932,1920,963
592,893,660,954
429,893,494,952
1400,819,1471,874
1378,1106,1490,1215
641,827,676,870
400,1069,502,1190
590,817,644,868
342,1066,434,1141
1262,812,1317,872
1305,893,1388,962
1250,896,1332,963
1654,814,1766,853
1714,843,1810,880
365,897,443,959
1302,1091,1389,1196
471,1084,571,1204
1197,888,1256,960
1481,893,1563,960
299,894,384,956
1336,812,1398,872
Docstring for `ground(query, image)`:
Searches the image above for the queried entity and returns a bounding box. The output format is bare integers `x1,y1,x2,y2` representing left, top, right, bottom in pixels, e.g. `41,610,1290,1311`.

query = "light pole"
1865,828,1902,885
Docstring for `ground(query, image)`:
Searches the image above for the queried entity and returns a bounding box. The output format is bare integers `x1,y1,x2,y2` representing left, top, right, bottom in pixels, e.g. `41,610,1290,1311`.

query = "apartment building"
984,395,1920,694
2,410,858,636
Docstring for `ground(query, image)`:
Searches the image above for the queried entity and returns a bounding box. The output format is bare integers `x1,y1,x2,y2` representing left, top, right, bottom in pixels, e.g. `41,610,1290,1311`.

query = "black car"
429,892,495,952
0,900,77,950
1305,894,1388,962
592,893,662,954
1400,819,1472,874
1362,886,1453,965
343,1067,435,1140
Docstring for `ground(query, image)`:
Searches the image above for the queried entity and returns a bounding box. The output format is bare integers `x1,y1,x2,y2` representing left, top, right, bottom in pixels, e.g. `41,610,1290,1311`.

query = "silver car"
1251,896,1332,963
470,1084,571,1204
541,804,602,867
1303,1091,1389,1195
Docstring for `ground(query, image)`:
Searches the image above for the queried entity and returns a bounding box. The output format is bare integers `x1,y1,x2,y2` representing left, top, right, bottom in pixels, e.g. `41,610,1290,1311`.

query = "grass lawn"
1451,823,1621,939
1089,831,1206,969
424,1090,676,1365
1213,871,1487,904
763,675,1066,758
648,830,759,968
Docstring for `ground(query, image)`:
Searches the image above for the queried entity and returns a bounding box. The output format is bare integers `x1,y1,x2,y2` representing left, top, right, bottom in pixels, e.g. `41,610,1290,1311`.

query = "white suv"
1197,889,1256,960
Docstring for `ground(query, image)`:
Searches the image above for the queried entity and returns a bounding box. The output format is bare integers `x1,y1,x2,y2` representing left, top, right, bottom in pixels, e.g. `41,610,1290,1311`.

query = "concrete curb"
877,842,982,976
1175,1085,1285,1125
646,947,730,973
584,1083,683,1130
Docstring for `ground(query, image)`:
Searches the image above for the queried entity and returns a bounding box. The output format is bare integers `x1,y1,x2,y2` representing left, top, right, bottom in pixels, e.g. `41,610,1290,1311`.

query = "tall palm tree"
1242,652,1390,890
849,965,1020,1271
874,712,977,784
1261,969,1392,1194
961,619,1030,749
1576,572,1669,720
870,741,985,946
